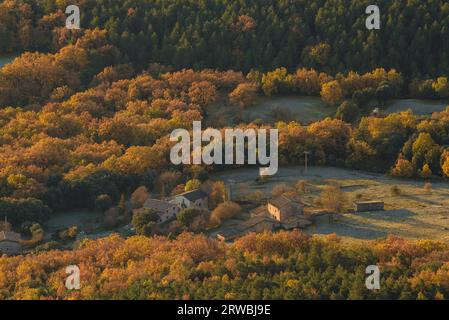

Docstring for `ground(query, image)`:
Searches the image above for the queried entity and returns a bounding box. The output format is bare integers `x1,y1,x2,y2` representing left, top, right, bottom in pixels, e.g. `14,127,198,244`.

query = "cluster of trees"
249,67,405,106
410,77,449,99
0,0,67,53
0,231,448,300
129,179,233,237
0,59,448,228
1,0,449,243
3,0,449,79
272,107,449,179
0,52,247,226
0,28,120,107
1,61,449,227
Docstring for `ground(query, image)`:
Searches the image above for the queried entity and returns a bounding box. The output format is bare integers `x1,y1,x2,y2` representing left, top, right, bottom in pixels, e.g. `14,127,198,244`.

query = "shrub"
272,184,294,197
103,207,120,229
391,185,402,196
130,186,150,209
319,186,346,213
296,180,308,194
209,201,242,227
131,208,160,236
95,194,113,212
56,226,78,242
185,179,201,192
335,101,360,123
177,208,201,227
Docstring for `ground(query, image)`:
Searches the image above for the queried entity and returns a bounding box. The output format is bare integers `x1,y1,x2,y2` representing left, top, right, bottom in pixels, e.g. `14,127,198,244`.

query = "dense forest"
1,0,449,78
1,0,449,300
1,46,449,228
0,231,448,300
0,0,449,228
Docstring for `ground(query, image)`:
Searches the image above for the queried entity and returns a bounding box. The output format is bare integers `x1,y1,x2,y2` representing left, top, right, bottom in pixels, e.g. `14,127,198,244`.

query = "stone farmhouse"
267,194,304,222
0,219,21,256
174,189,209,210
138,189,209,225
142,198,181,224
217,193,311,242
216,216,279,242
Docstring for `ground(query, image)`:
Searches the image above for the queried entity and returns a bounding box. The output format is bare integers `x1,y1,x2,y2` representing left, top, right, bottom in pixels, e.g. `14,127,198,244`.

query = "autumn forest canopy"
2,231,449,300
1,0,449,78
1,0,449,300
0,1,448,229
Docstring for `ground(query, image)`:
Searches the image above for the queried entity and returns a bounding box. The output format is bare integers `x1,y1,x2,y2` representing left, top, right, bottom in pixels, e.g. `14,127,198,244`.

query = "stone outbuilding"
267,194,303,223
353,201,385,213
0,219,21,256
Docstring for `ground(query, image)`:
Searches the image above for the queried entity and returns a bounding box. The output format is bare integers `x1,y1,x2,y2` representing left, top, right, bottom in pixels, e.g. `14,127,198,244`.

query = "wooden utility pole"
304,151,310,173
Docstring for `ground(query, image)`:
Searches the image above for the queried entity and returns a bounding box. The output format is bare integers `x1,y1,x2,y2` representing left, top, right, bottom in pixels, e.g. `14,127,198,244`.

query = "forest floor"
212,166,449,243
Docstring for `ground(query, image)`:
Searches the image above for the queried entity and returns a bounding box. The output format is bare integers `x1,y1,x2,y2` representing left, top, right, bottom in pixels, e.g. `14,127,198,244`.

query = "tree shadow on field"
359,209,415,221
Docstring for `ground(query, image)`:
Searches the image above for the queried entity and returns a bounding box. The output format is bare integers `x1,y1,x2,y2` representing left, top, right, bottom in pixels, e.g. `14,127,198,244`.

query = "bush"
185,179,201,192
131,208,160,235
56,226,78,242
22,223,45,248
209,201,242,227
130,186,150,209
419,164,432,179
272,184,294,197
103,207,120,229
319,186,346,213
424,182,432,194
391,185,402,196
0,197,52,226
335,101,360,123
95,194,113,212
295,180,308,194
177,208,201,227
391,159,415,178
35,241,62,252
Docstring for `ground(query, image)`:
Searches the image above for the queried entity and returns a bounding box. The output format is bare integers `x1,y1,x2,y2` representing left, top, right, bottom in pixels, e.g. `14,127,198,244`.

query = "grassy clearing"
242,95,334,124
385,99,448,115
46,210,103,234
206,95,448,128
213,166,449,243
0,54,19,68
205,95,334,127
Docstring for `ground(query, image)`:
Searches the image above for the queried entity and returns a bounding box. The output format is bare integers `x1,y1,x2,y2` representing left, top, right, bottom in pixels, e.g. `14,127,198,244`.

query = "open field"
206,95,448,127
385,99,448,115
0,54,18,67
242,95,333,124
213,166,449,243
46,210,103,234
44,210,133,245
205,95,333,127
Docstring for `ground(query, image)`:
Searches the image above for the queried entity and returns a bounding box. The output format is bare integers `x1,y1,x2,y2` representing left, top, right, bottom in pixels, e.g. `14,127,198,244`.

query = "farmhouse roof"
353,201,384,205
236,215,275,232
178,189,208,202
269,194,301,209
217,216,277,240
281,216,312,229
0,231,21,243
143,198,174,212
250,205,269,216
